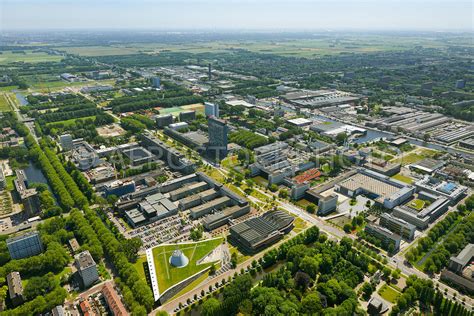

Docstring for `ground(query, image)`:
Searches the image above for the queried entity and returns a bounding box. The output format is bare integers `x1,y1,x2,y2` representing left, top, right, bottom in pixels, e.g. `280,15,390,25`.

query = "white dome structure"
169,250,189,268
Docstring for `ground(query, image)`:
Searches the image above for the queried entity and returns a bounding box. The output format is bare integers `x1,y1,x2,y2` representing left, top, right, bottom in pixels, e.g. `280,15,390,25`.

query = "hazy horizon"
1,0,473,32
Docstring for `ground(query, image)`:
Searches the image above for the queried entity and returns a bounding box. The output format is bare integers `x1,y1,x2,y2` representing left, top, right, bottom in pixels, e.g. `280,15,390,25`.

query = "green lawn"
378,283,401,303
0,50,63,65
0,94,11,112
221,156,239,169
5,175,16,191
402,153,424,165
328,215,352,229
408,199,426,211
321,163,331,173
46,116,97,129
134,255,148,281
294,199,313,209
203,168,226,183
391,173,414,184
293,217,308,233
252,176,268,187
397,148,440,165
228,244,251,265
169,270,211,301
152,238,223,293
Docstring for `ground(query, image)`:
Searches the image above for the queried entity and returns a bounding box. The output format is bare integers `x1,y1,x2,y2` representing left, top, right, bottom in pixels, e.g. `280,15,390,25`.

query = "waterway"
15,93,29,106
23,163,50,189
311,114,473,159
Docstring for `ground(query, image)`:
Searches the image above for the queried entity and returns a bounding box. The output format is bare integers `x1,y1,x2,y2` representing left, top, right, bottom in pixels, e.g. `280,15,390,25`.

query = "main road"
151,162,473,313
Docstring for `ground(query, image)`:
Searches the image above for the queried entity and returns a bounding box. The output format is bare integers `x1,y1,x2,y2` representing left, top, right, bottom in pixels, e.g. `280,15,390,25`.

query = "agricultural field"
53,35,468,58
0,50,63,64
150,238,223,293
56,46,146,56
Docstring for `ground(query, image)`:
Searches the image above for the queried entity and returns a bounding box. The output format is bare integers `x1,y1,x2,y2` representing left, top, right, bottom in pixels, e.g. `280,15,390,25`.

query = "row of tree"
68,210,104,261
390,275,472,315
26,135,75,210
37,108,102,124
424,211,474,274
108,88,191,107
406,195,474,267
229,130,268,149
112,95,204,113
42,144,88,208
121,116,147,133
83,208,154,314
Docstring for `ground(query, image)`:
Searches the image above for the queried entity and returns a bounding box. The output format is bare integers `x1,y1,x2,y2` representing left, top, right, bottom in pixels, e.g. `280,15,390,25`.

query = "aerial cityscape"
0,0,473,315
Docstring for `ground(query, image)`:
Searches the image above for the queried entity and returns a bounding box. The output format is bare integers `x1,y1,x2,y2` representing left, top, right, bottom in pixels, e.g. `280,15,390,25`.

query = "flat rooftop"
410,158,444,173
122,147,154,160
183,131,209,146
226,100,255,108
339,173,400,202
287,117,312,126
75,251,96,270
451,244,474,268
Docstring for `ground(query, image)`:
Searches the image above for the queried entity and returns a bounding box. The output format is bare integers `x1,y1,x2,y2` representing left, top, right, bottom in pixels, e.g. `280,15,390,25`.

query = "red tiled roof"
102,283,129,316
293,168,321,184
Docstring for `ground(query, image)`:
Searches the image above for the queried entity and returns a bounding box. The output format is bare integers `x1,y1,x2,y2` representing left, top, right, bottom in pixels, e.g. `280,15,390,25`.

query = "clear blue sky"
1,0,472,31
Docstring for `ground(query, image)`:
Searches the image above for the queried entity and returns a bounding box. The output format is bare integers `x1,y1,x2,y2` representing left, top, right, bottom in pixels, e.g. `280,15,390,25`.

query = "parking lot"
127,214,194,250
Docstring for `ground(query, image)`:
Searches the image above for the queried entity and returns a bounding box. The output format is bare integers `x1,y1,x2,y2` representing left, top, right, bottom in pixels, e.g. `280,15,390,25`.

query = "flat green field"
0,50,63,64
378,283,401,303
152,238,223,293
0,94,11,111
156,103,204,116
